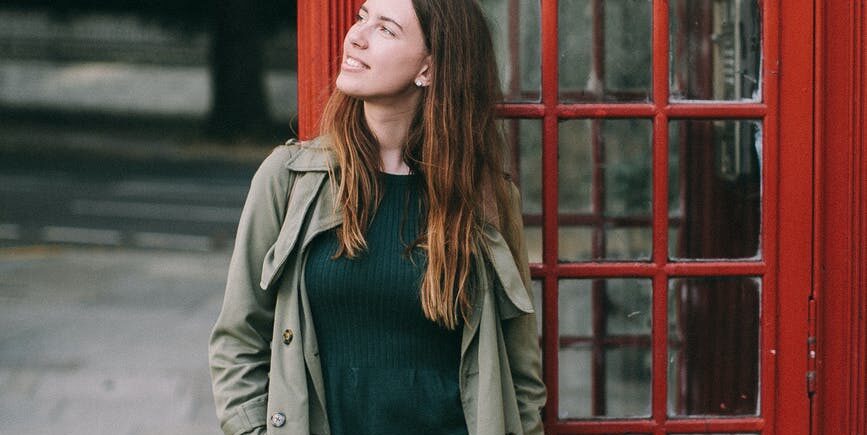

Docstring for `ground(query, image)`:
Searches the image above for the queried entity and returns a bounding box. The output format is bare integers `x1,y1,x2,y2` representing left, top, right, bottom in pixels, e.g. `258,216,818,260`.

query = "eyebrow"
360,6,405,32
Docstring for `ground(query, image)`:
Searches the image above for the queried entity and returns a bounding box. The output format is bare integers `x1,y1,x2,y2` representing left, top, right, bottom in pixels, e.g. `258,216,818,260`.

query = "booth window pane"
559,0,652,102
502,118,542,263
669,120,762,260
480,0,541,102
559,279,652,418
559,119,653,261
668,277,761,417
670,0,762,101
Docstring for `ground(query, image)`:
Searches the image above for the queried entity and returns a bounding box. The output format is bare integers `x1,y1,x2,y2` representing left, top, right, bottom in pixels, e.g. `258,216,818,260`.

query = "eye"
355,13,366,22
379,26,396,37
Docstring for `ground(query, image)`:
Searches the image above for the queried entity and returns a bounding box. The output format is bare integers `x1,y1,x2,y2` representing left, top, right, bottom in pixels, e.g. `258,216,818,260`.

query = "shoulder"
257,136,332,171
283,136,335,172
251,136,334,184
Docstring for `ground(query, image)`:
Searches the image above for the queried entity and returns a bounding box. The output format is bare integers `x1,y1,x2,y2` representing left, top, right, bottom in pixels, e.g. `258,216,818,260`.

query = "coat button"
282,329,293,345
270,412,286,427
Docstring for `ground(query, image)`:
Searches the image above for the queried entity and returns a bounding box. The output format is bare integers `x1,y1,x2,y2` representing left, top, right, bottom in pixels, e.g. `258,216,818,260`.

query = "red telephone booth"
295,1,866,434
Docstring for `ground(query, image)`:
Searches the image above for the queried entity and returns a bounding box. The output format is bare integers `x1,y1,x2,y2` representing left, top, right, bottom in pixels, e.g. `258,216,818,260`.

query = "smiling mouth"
343,56,369,69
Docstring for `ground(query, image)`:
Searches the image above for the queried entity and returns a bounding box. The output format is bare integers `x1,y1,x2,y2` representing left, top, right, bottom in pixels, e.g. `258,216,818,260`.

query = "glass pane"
559,347,592,419
502,118,542,263
559,119,594,215
668,277,761,416
669,120,761,260
605,119,653,217
503,118,542,214
559,279,593,338
532,280,543,336
559,119,653,261
559,0,652,102
557,279,590,419
670,0,762,101
606,228,652,260
605,279,651,335
559,279,652,418
525,226,543,264
480,0,541,102
606,346,651,416
558,226,593,261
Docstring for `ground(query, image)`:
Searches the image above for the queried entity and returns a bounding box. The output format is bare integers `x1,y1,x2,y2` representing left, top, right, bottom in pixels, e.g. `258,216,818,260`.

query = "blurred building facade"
0,8,297,138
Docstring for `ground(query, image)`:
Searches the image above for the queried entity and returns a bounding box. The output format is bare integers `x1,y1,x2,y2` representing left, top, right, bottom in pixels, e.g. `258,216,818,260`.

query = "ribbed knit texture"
304,172,468,435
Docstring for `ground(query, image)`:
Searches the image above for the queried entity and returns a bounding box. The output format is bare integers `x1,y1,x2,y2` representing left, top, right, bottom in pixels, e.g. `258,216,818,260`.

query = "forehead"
361,0,419,25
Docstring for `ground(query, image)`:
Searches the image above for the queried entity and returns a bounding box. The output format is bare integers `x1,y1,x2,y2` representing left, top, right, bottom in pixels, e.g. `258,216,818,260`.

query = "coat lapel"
259,139,339,291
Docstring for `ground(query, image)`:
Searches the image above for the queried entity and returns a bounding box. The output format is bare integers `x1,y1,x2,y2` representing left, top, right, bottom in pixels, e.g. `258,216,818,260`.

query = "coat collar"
282,136,504,231
284,137,335,172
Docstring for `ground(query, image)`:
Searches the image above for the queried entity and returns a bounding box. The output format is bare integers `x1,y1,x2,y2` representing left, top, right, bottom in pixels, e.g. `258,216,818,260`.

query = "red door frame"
814,0,867,434
296,0,864,433
777,0,813,433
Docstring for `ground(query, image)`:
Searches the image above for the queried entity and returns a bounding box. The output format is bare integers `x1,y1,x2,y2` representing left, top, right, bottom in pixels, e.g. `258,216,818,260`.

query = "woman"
208,1,546,434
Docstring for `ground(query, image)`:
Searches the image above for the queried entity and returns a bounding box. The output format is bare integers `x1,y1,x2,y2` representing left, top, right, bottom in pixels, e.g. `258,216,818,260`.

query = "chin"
335,77,366,98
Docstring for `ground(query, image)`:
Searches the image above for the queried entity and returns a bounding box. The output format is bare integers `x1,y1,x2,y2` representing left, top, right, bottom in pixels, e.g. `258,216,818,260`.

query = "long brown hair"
319,0,509,329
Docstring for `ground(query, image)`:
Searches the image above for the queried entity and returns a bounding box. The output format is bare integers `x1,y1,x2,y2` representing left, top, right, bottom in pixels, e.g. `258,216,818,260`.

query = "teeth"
345,57,365,68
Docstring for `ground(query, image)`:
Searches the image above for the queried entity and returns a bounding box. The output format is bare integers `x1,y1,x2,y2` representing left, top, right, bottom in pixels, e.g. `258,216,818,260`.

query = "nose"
346,24,368,49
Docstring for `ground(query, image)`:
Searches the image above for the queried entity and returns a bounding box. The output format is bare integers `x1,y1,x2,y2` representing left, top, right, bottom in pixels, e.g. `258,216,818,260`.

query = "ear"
414,55,432,87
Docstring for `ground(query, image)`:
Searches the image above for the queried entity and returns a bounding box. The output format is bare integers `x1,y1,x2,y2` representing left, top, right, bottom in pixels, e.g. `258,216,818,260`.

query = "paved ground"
0,245,230,435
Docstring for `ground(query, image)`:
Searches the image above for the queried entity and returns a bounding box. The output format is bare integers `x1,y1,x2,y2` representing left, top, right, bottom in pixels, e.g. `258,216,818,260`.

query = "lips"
343,55,369,70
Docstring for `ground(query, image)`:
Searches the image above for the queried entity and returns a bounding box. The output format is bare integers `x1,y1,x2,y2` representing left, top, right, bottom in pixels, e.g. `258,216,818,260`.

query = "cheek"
377,50,424,80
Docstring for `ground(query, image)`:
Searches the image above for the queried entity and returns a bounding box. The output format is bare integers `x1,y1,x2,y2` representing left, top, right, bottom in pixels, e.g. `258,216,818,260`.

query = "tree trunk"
207,0,271,141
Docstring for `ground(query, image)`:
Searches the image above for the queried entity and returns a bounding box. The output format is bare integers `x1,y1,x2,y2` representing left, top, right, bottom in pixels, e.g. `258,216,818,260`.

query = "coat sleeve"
208,145,296,435
500,181,547,435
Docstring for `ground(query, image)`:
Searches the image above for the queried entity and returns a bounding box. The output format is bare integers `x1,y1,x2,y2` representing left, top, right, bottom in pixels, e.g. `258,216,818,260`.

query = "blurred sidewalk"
0,245,229,435
0,10,293,434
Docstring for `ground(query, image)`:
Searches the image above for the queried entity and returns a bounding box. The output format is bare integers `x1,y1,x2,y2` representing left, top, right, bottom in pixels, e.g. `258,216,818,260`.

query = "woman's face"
335,0,431,103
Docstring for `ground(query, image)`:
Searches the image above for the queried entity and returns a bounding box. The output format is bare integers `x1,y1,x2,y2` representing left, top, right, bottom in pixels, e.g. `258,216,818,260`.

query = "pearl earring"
415,80,424,87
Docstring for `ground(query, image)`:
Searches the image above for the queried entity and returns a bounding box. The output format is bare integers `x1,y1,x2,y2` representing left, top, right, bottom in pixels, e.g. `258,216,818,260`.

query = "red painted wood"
548,262,765,278
774,0,813,433
539,0,560,425
650,4,670,431
665,103,766,118
497,103,768,119
549,416,764,433
650,3,670,430
762,0,783,430
589,114,607,413
858,6,867,431
815,0,867,433
296,0,361,139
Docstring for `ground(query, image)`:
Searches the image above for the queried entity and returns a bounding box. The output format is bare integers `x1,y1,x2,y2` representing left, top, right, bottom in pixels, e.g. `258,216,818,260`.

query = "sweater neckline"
378,171,420,186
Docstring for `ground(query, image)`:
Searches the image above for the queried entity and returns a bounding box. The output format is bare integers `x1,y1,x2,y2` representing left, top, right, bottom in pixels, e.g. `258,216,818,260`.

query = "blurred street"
0,154,256,252
0,245,228,435
0,8,294,434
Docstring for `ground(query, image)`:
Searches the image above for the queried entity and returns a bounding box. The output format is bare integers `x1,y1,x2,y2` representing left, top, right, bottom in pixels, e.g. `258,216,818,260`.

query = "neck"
363,92,421,175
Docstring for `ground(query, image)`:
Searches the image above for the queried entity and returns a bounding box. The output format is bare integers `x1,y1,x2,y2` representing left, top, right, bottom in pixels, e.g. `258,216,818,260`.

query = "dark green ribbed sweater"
304,172,468,435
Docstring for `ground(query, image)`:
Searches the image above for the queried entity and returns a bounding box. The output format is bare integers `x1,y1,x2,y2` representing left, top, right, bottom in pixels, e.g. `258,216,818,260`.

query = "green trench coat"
208,138,547,435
